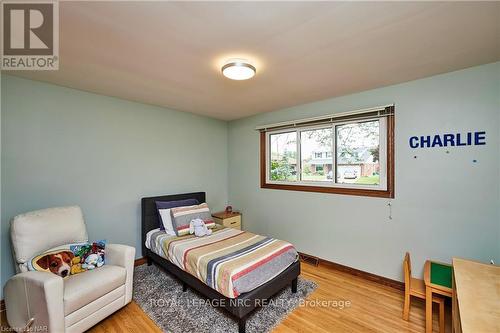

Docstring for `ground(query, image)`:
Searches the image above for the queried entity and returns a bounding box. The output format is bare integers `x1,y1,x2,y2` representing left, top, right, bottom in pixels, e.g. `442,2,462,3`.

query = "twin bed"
141,192,301,333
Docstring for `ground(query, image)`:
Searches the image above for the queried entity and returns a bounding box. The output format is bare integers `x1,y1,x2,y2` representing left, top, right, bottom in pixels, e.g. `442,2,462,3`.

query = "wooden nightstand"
212,211,242,230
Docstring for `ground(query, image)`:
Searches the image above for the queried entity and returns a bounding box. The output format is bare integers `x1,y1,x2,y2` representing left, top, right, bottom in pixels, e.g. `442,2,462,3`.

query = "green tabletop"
430,262,452,288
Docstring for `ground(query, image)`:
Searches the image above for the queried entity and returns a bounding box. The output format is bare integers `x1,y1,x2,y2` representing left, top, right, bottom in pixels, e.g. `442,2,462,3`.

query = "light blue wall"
1,75,228,294
1,62,499,297
228,62,500,281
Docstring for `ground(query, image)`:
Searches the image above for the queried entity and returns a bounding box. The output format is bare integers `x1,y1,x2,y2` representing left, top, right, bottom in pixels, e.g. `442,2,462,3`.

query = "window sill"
260,182,394,198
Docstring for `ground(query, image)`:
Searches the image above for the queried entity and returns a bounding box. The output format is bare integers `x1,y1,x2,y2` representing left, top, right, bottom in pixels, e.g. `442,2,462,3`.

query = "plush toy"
82,253,104,270
71,256,86,275
189,218,212,237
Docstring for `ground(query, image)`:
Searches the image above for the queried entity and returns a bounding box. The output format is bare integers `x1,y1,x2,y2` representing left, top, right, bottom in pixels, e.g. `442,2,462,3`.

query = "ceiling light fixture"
221,59,256,80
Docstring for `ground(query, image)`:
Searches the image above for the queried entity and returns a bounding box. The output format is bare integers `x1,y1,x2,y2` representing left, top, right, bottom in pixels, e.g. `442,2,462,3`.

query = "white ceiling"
10,1,500,120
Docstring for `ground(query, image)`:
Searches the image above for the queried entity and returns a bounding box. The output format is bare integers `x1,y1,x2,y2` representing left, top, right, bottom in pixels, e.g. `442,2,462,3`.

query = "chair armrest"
4,271,64,332
106,244,136,304
106,244,135,268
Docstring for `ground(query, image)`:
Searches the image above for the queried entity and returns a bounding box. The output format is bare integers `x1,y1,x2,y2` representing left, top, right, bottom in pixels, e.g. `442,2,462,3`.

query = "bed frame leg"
182,282,188,292
146,256,152,266
291,277,298,293
238,318,246,333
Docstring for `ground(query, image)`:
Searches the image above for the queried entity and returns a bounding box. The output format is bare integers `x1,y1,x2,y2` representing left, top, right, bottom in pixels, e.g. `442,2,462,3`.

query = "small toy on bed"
189,218,213,237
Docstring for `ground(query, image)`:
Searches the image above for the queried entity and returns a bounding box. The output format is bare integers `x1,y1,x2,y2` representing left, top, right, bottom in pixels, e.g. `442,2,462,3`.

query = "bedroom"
1,1,499,333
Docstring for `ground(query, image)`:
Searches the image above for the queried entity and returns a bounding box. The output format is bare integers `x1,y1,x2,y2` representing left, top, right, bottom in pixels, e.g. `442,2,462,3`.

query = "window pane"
336,120,380,185
300,128,333,182
270,132,297,181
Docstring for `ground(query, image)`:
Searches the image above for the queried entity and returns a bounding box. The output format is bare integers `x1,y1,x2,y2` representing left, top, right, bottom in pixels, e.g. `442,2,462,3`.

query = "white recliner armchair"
4,206,135,333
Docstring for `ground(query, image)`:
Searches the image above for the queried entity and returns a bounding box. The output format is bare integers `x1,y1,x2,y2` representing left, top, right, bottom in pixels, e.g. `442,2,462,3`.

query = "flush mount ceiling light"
221,59,256,80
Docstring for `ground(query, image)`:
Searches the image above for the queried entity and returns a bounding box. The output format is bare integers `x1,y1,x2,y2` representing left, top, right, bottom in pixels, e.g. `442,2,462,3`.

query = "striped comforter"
147,226,298,298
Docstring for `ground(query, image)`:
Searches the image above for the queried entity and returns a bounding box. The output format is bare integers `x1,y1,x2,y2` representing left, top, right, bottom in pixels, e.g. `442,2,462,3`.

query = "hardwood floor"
274,262,449,333
88,301,162,333
1,262,450,332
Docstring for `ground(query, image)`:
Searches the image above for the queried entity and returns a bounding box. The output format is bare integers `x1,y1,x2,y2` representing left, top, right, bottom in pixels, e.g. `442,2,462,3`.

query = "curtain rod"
255,104,394,131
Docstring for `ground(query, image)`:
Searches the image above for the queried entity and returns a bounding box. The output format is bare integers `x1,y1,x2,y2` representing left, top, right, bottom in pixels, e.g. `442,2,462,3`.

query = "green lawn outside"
355,175,380,185
301,174,329,181
297,173,379,184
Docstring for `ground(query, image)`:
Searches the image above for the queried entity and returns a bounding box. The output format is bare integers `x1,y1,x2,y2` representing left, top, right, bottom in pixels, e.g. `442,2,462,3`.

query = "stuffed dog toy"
189,218,212,237
36,251,74,278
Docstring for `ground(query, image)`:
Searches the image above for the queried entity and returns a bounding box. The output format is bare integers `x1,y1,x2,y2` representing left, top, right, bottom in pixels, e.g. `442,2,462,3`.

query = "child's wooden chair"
403,252,445,333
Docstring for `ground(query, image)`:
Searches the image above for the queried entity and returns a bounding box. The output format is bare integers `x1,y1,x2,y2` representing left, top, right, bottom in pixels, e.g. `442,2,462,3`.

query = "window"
269,131,297,182
260,106,394,198
301,128,332,182
336,120,381,186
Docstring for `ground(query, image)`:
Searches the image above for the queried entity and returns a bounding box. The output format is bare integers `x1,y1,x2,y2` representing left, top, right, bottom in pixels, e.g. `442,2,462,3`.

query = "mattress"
145,226,298,298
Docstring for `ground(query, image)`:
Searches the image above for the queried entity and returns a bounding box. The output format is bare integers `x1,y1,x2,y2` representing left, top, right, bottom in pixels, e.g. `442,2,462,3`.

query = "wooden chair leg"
403,293,410,320
426,288,433,333
439,300,445,333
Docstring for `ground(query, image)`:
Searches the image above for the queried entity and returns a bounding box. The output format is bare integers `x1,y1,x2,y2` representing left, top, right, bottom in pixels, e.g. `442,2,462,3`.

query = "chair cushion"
11,206,88,268
64,265,126,315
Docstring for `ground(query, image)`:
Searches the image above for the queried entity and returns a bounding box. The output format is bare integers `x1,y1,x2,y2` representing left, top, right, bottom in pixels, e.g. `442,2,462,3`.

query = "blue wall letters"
409,131,486,148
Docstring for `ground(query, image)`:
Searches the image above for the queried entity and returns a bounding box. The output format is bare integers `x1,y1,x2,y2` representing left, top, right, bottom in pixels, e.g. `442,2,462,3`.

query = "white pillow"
158,209,177,236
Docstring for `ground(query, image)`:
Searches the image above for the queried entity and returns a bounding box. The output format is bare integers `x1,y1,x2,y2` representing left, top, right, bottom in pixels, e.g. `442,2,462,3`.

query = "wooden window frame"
260,114,395,198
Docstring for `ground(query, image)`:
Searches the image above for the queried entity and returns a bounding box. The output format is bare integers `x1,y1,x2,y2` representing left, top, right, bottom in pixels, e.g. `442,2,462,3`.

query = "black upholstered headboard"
141,192,206,257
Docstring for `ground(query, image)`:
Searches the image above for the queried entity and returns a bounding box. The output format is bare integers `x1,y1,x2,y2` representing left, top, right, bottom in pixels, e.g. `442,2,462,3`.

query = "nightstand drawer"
213,215,241,229
224,220,241,230
222,215,240,227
